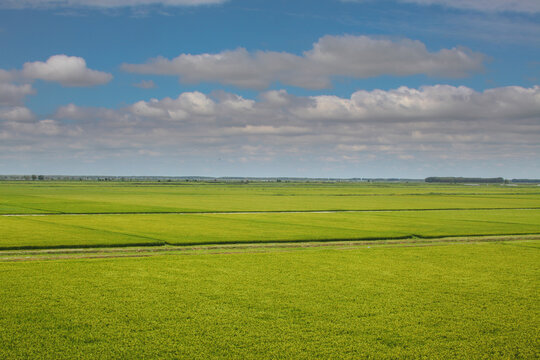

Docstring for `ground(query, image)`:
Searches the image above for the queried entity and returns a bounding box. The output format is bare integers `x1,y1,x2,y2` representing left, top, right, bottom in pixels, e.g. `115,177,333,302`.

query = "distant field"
0,241,538,359
1,181,539,249
1,181,539,215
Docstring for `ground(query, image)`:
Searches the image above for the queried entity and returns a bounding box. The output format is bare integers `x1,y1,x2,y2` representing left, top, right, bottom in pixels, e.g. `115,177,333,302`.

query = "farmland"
0,181,539,249
1,181,540,215
1,240,539,359
0,181,539,358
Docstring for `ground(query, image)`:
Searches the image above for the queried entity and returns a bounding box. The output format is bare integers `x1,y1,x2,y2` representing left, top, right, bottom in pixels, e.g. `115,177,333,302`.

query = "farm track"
1,207,540,216
1,234,538,262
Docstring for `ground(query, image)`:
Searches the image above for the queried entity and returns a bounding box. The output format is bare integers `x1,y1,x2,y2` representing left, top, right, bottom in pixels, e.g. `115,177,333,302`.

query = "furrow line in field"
1,235,538,261
1,207,539,216
1,233,539,253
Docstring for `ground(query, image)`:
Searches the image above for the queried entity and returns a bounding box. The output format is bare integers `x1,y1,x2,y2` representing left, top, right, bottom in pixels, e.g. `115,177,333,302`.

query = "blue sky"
0,0,539,177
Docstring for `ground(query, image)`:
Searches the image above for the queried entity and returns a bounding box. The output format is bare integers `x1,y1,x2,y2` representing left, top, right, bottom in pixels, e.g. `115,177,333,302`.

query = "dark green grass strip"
2,232,540,252
0,242,167,251
2,207,540,216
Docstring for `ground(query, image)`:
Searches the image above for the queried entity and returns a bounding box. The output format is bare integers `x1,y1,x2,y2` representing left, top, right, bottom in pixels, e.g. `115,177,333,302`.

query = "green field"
1,181,539,358
1,209,540,249
1,241,539,359
1,181,539,249
1,181,540,214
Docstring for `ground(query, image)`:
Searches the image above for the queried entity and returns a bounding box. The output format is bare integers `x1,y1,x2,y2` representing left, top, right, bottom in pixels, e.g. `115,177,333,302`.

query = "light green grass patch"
0,241,538,359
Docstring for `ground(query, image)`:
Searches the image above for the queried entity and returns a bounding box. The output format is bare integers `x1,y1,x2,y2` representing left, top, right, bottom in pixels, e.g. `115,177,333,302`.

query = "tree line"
425,177,505,183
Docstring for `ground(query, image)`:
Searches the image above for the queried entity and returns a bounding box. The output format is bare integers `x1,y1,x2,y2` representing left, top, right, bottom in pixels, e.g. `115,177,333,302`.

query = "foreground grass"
0,241,538,359
1,209,539,249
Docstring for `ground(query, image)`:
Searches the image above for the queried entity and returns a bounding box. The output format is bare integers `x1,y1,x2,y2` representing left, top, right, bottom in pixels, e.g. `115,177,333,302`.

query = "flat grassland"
0,181,539,249
0,241,538,359
1,181,540,214
0,181,539,358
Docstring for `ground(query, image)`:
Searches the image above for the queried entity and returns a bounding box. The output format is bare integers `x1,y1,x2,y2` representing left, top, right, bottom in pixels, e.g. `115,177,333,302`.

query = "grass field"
1,181,539,215
1,209,540,249
1,181,539,249
0,241,538,359
1,181,539,358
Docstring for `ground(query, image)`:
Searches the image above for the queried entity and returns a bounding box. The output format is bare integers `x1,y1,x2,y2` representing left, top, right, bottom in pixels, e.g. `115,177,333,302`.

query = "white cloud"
0,82,35,106
259,90,294,106
0,69,16,83
229,125,308,135
22,55,112,87
34,119,62,135
1,85,538,173
128,91,224,120
336,144,367,152
54,103,88,119
0,106,35,122
133,80,156,89
130,100,169,119
215,92,255,112
122,35,485,89
341,0,540,13
398,0,540,13
295,85,540,121
54,103,126,123
4,118,77,137
129,91,216,120
0,0,227,9
0,71,36,122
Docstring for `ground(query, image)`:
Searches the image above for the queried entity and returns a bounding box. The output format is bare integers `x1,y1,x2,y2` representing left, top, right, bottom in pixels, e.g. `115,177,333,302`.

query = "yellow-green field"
1,181,539,359
1,240,539,359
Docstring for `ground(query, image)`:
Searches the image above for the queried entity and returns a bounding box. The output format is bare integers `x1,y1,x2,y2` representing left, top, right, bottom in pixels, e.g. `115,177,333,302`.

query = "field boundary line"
2,232,540,252
1,234,539,261
1,207,540,217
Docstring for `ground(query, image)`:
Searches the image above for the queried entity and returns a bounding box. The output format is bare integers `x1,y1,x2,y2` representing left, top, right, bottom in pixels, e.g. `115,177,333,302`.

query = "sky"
0,0,539,178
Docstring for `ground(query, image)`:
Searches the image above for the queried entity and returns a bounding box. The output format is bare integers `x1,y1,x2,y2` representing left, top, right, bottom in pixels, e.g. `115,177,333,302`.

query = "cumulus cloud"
129,91,217,120
0,82,35,106
398,0,540,13
229,125,308,136
0,69,16,83
133,80,156,89
0,69,36,123
0,0,227,9
22,55,112,87
122,35,485,89
2,85,538,172
0,106,35,122
295,85,540,121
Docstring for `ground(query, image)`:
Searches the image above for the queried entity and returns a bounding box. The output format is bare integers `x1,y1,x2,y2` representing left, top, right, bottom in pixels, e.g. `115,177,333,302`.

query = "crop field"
1,240,539,359
1,209,540,249
1,181,539,249
0,181,539,358
1,181,540,215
